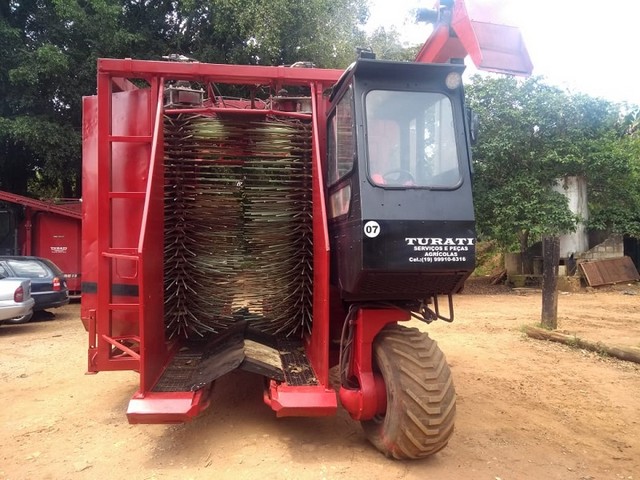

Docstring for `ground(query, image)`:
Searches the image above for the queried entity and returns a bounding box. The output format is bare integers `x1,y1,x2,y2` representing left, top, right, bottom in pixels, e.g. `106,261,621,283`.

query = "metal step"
152,349,204,392
277,338,318,387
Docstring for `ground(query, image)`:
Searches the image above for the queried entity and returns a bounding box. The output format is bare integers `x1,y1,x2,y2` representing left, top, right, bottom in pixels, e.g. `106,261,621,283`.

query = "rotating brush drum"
163,113,314,339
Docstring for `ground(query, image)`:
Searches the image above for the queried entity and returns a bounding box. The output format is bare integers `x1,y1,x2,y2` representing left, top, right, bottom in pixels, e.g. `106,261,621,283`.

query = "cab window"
327,86,355,185
365,90,460,188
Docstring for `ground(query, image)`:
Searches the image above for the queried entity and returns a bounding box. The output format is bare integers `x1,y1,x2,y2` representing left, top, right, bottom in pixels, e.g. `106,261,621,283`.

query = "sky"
366,0,640,107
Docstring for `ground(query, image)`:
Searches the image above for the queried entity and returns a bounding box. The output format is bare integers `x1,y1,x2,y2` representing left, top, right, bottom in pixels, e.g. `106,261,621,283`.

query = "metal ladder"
91,73,166,390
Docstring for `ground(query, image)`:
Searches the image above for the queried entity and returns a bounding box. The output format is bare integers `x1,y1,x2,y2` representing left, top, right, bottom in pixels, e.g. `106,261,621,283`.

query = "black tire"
361,324,456,459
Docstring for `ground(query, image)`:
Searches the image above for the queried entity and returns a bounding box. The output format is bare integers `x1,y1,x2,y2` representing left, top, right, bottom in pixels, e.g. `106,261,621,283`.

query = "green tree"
234,0,369,68
466,75,579,257
621,108,640,137
587,129,640,237
466,74,639,258
363,26,420,61
119,0,370,68
0,0,142,197
1,0,376,198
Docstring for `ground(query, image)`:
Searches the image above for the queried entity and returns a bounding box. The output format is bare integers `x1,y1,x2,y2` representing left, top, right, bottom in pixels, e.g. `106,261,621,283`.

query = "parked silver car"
0,257,69,311
0,277,35,324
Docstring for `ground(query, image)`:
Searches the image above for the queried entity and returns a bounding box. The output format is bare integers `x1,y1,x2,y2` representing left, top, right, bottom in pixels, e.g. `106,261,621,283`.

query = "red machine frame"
83,60,351,421
82,0,532,423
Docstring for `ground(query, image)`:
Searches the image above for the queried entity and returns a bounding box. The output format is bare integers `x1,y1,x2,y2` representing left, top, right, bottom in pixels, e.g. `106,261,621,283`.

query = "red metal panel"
32,213,82,292
306,82,332,388
95,71,113,370
138,78,170,393
415,24,467,64
81,95,99,339
98,58,343,86
264,383,337,417
0,190,81,219
110,89,150,270
127,389,211,424
90,75,151,372
452,19,533,75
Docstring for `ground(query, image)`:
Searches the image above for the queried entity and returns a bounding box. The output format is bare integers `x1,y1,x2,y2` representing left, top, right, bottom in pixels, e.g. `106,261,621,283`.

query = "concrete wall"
577,234,624,261
554,176,589,257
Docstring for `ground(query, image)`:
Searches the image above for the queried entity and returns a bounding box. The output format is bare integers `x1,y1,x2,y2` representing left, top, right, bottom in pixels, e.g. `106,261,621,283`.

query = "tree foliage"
466,76,577,252
3,0,404,198
1,0,141,196
587,133,640,237
465,74,639,252
118,0,370,68
363,26,420,61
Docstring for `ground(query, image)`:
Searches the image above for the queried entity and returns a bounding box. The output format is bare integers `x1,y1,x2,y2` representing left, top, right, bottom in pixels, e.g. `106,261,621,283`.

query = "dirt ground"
1,282,640,480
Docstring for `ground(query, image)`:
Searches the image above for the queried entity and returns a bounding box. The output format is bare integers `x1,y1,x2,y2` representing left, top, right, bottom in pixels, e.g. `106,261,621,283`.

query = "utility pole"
541,236,560,329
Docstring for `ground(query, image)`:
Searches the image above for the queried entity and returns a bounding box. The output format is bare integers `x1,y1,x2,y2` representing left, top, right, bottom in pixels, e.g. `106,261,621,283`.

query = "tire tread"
361,324,456,459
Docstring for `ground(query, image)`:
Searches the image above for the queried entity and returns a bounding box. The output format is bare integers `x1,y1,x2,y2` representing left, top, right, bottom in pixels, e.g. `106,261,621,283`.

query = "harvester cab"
80,0,531,461
327,59,475,311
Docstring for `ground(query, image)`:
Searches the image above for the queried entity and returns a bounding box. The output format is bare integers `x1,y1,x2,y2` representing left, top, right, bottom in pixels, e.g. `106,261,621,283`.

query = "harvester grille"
164,113,313,339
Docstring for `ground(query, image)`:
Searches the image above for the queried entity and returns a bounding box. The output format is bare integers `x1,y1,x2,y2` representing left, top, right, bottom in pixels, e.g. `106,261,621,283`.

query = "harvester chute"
416,0,533,76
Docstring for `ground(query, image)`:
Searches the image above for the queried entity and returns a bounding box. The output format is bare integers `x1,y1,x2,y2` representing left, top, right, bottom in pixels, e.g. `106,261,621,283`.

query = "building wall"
577,234,624,261
554,176,589,257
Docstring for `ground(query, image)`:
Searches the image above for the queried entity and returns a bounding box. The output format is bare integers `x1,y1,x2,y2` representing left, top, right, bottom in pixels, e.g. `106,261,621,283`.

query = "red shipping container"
32,213,82,294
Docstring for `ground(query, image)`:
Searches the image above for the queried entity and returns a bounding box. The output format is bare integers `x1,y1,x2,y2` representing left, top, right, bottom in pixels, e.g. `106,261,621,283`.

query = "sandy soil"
1,283,639,480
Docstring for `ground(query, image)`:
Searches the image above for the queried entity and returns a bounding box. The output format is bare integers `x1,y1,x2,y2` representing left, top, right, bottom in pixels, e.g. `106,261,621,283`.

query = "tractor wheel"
361,324,456,459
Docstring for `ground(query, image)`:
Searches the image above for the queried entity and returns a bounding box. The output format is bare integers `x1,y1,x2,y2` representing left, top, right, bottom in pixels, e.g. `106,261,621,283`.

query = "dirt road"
1,286,639,480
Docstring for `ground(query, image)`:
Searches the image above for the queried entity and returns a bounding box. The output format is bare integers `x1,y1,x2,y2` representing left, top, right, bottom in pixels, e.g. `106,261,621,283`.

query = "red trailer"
82,0,530,458
0,190,82,294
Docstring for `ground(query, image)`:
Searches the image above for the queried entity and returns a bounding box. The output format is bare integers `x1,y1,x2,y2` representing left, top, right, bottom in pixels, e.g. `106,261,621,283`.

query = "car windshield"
365,90,460,188
6,260,49,278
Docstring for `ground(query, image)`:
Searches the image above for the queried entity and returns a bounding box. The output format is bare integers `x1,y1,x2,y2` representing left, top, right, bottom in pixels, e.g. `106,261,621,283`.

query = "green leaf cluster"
2,0,417,198
466,74,640,251
1,0,141,196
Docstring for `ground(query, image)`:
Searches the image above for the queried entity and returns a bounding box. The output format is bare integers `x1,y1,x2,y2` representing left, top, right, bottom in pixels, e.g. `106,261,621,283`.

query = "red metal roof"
0,190,81,220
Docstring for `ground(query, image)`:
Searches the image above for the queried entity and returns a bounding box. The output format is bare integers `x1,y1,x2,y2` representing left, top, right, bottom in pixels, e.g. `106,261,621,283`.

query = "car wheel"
4,312,34,324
